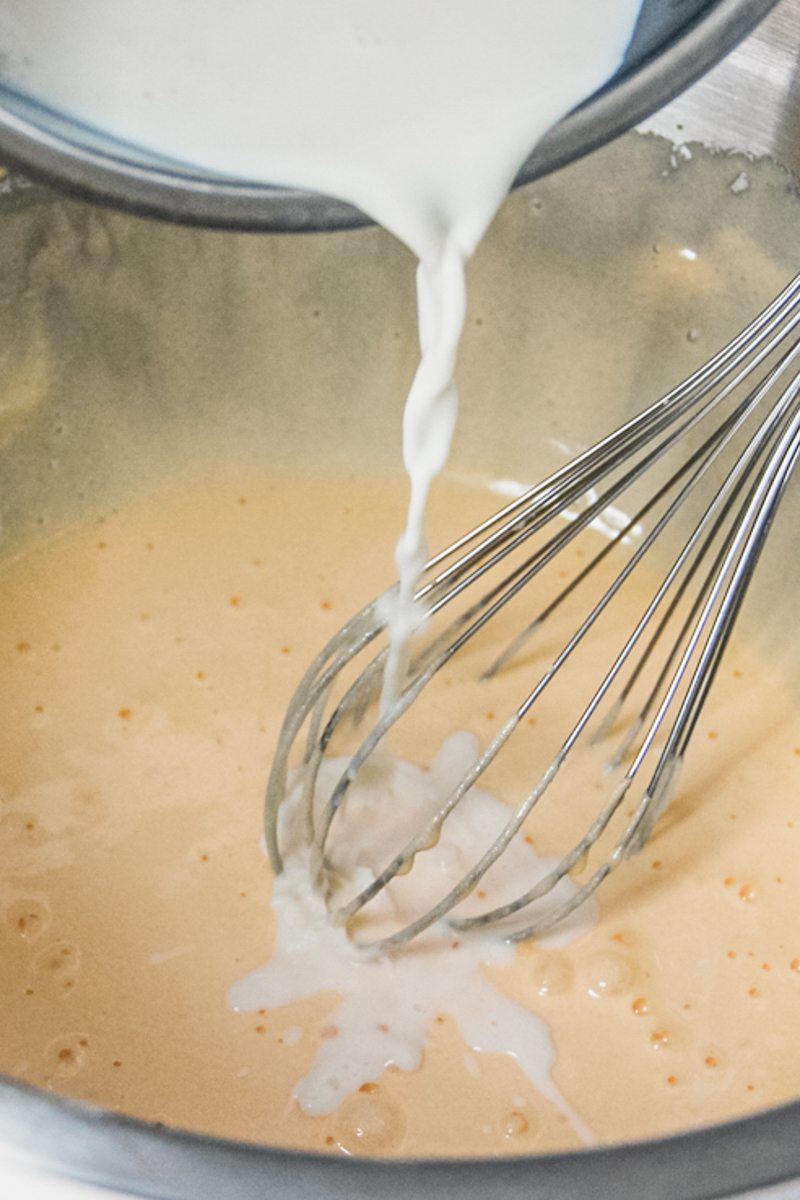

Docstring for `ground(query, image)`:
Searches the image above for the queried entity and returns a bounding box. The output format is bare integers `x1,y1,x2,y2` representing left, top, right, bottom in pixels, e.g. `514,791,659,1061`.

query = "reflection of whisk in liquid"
266,275,800,956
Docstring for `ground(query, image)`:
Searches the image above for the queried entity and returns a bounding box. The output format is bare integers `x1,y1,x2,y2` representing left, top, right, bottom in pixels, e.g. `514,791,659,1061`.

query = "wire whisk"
265,273,800,956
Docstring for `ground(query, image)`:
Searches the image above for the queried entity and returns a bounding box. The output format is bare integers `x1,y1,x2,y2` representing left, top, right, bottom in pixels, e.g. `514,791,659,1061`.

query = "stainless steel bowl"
0,0,781,231
2,1075,799,1200
1,4,799,1199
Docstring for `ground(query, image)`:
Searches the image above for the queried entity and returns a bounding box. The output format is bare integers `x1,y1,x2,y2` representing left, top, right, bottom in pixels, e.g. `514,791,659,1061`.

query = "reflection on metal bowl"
0,4,799,1200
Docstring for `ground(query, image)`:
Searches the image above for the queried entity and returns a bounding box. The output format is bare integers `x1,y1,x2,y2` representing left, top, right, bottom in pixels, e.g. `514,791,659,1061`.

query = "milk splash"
229,734,596,1138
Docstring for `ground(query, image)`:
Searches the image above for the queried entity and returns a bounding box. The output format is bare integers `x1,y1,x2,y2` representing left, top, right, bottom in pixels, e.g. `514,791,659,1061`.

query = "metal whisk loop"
452,370,800,944
337,360,800,952
264,275,800,953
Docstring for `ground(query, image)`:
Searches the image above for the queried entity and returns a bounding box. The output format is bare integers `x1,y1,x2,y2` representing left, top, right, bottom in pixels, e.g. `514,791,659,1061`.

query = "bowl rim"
2,0,797,1195
1,1072,800,1200
0,0,781,232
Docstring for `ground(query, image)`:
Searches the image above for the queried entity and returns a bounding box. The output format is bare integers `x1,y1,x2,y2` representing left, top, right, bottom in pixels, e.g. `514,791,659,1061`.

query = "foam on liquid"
0,0,644,1136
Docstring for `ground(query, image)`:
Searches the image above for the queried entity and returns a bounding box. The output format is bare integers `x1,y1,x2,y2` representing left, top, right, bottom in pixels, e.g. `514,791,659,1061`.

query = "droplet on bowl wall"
6,896,52,943
43,1033,90,1079
31,940,81,995
330,1089,406,1155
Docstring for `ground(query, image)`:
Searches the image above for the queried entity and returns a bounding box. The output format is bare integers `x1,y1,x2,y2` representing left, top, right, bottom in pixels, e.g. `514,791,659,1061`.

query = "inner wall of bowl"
0,126,798,687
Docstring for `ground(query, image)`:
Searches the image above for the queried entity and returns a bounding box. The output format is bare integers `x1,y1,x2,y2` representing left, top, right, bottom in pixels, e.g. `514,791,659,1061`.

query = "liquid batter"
1,473,798,1156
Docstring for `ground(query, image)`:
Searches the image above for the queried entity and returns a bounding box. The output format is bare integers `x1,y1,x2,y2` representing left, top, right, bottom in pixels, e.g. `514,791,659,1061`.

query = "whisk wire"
320,332,800,945
265,275,800,952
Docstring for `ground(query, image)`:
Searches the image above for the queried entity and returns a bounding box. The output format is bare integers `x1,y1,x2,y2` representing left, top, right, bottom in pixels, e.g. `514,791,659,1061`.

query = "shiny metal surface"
0,6,799,1200
0,0,782,230
641,0,800,177
3,1072,800,1200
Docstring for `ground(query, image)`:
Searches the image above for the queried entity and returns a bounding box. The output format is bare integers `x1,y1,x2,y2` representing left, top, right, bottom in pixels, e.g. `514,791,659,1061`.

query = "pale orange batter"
0,473,798,1157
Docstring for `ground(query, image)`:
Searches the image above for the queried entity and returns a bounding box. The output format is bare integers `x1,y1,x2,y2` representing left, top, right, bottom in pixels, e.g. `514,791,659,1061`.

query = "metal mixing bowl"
1,117,800,1200
2,112,800,1193
1,4,799,1199
0,0,781,230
